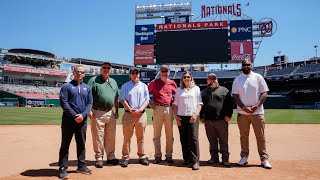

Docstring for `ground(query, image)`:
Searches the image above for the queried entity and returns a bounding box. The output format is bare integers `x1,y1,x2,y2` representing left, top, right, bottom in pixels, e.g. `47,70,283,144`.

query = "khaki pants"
91,109,116,161
237,114,269,161
152,106,174,158
122,111,147,160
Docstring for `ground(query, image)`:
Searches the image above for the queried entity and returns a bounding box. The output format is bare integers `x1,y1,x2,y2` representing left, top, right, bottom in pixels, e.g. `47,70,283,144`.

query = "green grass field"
0,107,319,125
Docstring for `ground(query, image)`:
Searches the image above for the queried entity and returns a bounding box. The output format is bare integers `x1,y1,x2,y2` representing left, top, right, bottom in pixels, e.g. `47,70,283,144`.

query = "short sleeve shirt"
87,75,119,111
232,71,269,115
148,78,177,105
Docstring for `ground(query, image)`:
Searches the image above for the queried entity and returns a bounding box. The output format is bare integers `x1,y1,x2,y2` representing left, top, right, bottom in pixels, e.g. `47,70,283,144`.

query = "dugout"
264,95,294,109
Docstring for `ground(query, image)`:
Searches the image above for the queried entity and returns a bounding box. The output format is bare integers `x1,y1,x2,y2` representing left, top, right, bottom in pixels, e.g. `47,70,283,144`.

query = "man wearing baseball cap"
200,73,233,167
119,68,150,167
148,65,177,164
87,61,120,168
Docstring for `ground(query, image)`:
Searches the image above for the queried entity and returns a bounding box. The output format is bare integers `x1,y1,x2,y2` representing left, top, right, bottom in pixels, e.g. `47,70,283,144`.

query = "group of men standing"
58,59,272,179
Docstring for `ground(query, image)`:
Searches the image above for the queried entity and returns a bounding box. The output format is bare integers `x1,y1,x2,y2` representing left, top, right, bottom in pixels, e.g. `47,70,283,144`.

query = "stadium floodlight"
314,45,318,57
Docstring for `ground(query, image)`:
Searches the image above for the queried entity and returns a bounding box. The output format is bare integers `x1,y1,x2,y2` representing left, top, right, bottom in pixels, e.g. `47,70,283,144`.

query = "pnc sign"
230,20,253,41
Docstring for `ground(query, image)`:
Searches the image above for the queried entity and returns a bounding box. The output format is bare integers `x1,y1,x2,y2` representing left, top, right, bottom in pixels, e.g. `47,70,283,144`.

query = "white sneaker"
237,157,248,166
261,160,272,169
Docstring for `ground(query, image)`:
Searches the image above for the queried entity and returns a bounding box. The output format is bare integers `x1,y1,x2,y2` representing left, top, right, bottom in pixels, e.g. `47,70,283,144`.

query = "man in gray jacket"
200,73,233,167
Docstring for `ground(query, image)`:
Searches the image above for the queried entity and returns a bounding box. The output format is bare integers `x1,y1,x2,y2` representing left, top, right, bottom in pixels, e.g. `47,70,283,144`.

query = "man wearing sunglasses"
119,68,150,167
232,59,272,169
87,62,120,168
200,73,233,167
148,66,177,164
58,65,93,179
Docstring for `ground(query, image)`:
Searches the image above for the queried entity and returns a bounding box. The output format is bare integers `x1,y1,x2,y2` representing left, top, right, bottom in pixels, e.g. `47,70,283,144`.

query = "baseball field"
0,107,319,179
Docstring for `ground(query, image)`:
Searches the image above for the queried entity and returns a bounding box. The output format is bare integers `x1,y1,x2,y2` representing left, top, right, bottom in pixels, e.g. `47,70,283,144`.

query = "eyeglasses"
183,76,191,79
208,77,217,80
161,70,168,73
102,67,111,70
74,70,85,74
242,64,251,67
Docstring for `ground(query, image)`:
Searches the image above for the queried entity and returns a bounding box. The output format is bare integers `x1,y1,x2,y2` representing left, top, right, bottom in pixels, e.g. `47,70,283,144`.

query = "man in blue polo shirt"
119,68,150,167
58,65,93,179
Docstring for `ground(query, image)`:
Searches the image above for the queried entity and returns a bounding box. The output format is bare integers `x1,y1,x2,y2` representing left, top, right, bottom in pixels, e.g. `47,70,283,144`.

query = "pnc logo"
231,27,252,33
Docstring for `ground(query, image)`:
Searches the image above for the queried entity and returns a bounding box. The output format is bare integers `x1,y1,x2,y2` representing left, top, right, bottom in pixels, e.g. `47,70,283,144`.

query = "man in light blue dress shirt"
119,68,150,167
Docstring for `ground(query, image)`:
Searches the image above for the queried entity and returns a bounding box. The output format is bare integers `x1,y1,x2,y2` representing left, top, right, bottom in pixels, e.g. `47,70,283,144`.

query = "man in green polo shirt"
87,62,120,168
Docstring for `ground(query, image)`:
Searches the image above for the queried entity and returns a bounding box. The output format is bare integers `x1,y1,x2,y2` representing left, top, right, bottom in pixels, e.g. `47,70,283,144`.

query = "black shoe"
106,158,120,165
165,157,174,163
58,167,69,180
95,160,103,168
183,160,190,165
222,161,231,167
76,166,92,175
207,158,219,164
139,158,149,166
121,160,128,168
192,162,200,170
154,157,161,164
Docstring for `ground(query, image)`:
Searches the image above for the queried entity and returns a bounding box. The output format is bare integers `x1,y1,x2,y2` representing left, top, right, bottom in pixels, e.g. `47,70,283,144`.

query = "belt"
155,103,171,107
125,110,145,113
92,107,109,111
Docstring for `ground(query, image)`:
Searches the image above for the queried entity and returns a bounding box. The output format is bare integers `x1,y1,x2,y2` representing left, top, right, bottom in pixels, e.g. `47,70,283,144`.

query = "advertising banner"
230,20,253,41
26,99,46,106
310,73,320,79
271,76,284,81
0,102,18,107
3,66,67,76
165,16,189,24
156,21,228,31
230,41,253,63
139,70,155,83
135,24,155,44
290,75,304,80
134,45,154,65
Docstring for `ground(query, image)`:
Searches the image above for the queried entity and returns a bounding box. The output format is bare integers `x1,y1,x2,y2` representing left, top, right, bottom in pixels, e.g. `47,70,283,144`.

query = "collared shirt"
148,78,177,105
173,86,203,116
87,75,119,111
232,71,269,115
119,80,150,110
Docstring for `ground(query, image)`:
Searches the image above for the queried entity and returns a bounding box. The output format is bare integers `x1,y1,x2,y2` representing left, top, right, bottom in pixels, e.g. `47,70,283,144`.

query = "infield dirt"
0,124,319,179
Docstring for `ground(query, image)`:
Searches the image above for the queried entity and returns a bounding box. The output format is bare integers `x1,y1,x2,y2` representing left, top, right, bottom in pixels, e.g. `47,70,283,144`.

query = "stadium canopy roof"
8,48,55,58
69,58,155,71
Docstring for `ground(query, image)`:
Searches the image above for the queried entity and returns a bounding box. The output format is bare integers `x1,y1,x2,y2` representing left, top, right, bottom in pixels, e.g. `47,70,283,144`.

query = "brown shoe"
95,160,103,168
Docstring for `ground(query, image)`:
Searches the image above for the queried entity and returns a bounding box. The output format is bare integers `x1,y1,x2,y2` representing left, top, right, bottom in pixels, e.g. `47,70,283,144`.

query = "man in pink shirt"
148,66,177,164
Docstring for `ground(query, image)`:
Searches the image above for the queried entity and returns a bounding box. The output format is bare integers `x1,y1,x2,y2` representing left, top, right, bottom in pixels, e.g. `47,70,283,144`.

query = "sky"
1,0,319,70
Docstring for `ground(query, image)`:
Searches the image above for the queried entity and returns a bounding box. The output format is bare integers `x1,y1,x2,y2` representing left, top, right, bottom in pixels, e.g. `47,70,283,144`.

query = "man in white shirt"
232,59,272,169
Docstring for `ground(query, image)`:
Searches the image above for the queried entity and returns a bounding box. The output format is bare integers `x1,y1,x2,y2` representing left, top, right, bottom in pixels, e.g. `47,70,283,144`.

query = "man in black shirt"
200,73,233,167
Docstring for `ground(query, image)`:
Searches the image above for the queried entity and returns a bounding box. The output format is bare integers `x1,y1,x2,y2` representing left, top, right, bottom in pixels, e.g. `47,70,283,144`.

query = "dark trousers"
59,122,87,169
178,116,200,163
204,120,229,161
